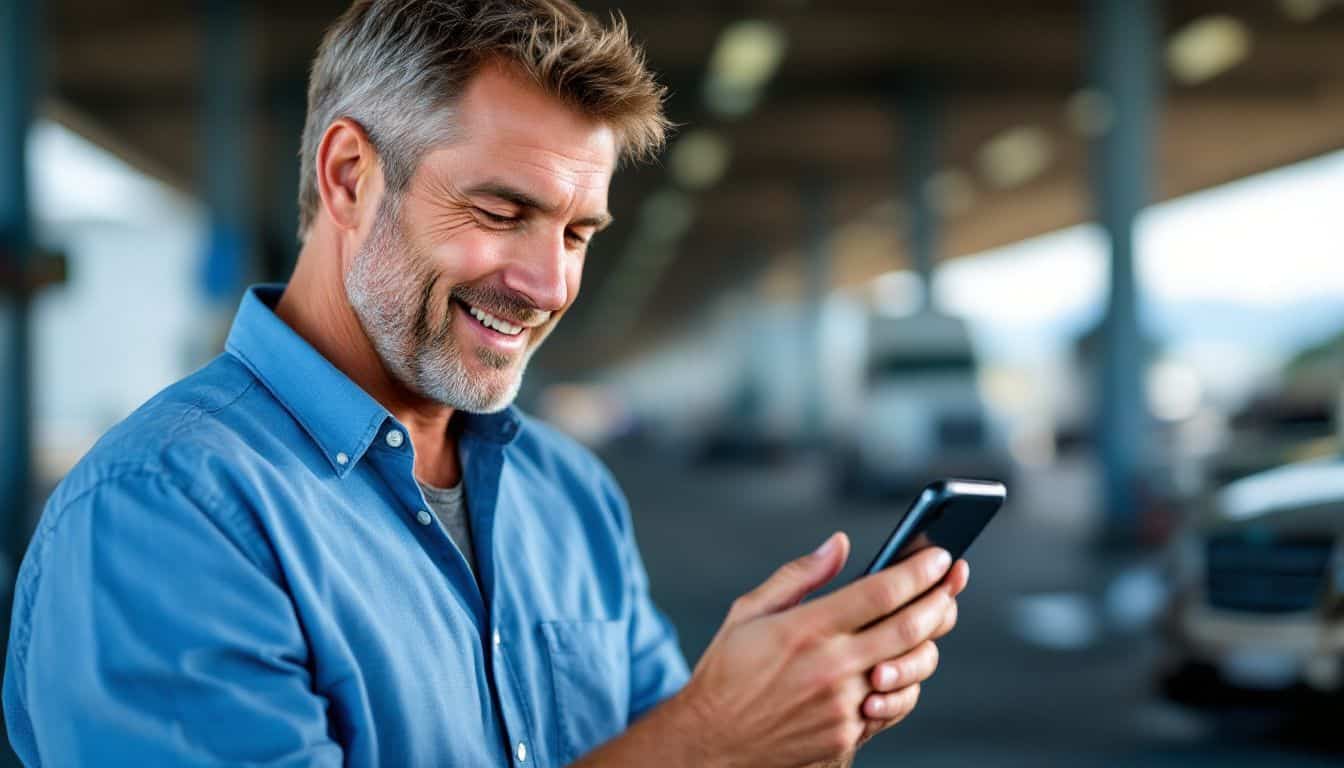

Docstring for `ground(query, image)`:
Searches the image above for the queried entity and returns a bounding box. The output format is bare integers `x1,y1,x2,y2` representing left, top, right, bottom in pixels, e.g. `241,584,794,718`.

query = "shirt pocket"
539,619,631,764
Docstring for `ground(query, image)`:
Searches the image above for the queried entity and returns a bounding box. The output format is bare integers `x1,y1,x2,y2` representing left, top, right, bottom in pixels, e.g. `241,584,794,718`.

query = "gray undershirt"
416,479,478,578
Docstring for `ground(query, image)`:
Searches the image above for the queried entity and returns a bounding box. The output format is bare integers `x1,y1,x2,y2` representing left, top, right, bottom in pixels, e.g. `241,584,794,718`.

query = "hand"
851,557,968,751
670,533,966,768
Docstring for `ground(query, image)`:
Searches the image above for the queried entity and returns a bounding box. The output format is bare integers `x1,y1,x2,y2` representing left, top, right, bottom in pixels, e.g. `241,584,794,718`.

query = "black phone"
858,479,1007,579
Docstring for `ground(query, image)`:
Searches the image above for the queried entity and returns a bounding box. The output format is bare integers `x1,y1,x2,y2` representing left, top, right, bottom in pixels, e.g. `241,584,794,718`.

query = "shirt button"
493,630,502,647
385,429,404,448
335,452,349,465
416,510,433,526
516,741,527,763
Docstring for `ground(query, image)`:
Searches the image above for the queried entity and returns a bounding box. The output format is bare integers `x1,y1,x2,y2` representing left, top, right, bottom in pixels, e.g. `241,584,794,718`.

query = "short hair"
297,0,669,240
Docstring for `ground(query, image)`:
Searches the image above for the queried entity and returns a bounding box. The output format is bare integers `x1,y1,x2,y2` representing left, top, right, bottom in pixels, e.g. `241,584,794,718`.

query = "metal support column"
1087,0,1156,543
802,176,832,445
903,84,938,311
200,0,255,311
264,77,306,280
0,0,38,588
1,10,39,762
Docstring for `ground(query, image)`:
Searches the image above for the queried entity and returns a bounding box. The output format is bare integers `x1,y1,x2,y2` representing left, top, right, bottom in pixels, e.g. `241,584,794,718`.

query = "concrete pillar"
264,77,306,280
0,0,38,585
1087,0,1156,542
903,84,938,310
801,176,831,445
199,0,255,309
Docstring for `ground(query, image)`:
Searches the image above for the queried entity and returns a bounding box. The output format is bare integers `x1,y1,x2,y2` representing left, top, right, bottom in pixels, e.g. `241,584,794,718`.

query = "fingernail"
878,666,897,688
812,533,838,559
933,549,952,573
868,696,885,716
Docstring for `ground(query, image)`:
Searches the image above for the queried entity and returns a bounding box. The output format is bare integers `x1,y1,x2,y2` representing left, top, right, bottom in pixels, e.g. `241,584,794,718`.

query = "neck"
276,226,462,487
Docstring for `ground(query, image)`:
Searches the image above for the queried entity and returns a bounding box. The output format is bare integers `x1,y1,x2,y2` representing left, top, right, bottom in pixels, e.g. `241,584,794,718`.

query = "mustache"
449,283,551,326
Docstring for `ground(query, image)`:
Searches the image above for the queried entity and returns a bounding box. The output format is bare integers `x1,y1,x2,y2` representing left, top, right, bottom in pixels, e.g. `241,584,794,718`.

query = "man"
3,2,969,766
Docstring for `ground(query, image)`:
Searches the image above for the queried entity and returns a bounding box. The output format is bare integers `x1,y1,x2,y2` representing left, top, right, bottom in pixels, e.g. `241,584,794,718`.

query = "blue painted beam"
903,84,938,310
199,0,255,304
1,6,38,763
1087,0,1157,543
802,175,831,444
0,0,37,590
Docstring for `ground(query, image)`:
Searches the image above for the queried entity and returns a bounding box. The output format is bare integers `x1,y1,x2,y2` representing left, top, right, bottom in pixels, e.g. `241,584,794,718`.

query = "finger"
861,682,921,723
943,560,970,598
853,583,951,666
728,532,850,625
869,640,939,693
931,599,958,641
802,547,951,633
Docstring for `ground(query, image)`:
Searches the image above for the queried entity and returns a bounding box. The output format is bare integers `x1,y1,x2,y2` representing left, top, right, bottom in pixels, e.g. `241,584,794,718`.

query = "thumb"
729,532,850,625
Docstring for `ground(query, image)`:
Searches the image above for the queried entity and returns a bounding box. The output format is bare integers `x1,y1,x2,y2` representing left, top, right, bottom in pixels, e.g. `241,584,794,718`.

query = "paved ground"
608,449,1344,768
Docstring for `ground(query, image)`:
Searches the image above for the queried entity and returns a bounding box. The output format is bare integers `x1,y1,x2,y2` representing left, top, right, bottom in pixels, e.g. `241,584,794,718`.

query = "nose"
501,231,569,313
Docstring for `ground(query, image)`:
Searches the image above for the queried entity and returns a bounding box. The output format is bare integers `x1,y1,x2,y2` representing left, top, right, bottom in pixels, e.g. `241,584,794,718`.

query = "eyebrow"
464,181,614,231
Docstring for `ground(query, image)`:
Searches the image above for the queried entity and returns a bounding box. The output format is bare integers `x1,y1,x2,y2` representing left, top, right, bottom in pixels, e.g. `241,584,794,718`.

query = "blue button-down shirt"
4,285,689,767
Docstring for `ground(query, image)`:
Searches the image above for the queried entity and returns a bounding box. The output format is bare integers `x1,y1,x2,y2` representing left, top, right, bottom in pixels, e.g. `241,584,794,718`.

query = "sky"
935,146,1344,392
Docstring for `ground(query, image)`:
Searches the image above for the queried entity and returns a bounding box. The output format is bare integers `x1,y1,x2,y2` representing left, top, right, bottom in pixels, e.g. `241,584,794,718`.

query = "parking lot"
612,450,1344,767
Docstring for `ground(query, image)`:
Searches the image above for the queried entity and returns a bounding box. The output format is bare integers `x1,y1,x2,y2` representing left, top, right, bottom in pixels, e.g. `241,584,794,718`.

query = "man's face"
346,62,616,413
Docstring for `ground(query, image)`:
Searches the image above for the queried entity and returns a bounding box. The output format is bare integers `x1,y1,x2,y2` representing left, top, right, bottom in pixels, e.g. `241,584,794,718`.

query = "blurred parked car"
831,310,1013,498
1200,387,1338,491
1159,458,1344,706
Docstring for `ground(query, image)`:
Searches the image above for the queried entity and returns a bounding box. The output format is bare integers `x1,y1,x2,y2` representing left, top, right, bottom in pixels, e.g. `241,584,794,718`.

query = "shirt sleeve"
3,467,343,767
601,471,691,721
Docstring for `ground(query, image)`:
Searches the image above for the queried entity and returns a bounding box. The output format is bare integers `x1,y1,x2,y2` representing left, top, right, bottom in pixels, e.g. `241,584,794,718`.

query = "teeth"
467,305,523,336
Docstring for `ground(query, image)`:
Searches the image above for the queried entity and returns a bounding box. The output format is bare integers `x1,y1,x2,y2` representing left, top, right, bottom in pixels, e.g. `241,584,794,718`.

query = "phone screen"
860,479,1005,578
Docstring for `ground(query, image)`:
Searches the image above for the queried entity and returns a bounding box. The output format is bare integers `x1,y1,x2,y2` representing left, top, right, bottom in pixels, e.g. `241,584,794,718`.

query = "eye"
476,208,517,226
565,230,590,248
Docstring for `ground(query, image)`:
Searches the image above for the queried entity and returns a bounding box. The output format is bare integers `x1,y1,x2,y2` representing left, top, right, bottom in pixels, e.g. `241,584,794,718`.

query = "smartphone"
858,479,1007,579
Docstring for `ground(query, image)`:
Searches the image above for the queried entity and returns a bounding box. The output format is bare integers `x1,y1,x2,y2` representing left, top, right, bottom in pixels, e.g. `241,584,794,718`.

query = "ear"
314,117,383,233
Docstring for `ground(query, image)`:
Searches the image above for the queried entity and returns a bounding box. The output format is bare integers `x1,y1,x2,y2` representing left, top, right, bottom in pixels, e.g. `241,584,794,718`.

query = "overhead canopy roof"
45,0,1344,372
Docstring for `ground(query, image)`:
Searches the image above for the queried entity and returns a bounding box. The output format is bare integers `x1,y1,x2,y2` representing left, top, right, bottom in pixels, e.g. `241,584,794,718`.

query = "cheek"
424,230,503,284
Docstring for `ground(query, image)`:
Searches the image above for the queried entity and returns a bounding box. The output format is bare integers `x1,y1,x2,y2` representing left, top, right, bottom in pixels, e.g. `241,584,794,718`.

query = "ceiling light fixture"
704,20,787,118
1167,15,1252,85
978,125,1054,189
668,130,732,190
925,169,976,218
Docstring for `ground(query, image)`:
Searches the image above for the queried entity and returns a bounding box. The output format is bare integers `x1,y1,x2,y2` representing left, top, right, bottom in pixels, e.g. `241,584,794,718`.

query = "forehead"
428,61,618,205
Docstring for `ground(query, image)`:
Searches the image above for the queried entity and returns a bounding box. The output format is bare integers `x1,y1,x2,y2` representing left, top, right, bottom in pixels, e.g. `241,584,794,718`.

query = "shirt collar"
224,285,522,475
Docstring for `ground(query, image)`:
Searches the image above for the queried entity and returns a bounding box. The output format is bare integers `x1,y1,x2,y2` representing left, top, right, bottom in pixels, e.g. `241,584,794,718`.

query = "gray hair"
296,0,669,241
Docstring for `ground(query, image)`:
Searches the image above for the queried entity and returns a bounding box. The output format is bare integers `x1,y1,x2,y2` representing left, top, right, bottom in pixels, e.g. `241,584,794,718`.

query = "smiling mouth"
453,298,530,337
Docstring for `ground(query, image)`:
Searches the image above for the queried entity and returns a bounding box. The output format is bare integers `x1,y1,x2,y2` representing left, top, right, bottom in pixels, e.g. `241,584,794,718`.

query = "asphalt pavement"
607,449,1344,768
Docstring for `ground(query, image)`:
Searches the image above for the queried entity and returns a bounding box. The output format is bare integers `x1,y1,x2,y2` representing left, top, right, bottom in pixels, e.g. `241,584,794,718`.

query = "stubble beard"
345,199,536,414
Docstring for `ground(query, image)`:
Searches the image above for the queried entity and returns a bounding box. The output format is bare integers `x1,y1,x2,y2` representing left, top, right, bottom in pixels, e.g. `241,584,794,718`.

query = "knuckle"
824,726,853,756
826,720,864,754
776,559,808,582
873,662,898,690
824,695,853,727
807,663,842,698
943,602,960,630
893,613,923,649
786,623,823,653
728,595,753,618
843,720,867,747
874,577,907,615
924,641,940,675
889,658,911,688
811,641,841,672
898,683,922,717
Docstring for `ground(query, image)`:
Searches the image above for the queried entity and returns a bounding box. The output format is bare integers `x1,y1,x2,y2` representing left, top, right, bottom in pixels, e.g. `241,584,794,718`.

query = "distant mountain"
969,296,1344,368
1144,297,1344,351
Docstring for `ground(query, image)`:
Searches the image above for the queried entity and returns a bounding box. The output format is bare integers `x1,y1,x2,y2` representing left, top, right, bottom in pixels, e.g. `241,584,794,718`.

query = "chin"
459,365,525,414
